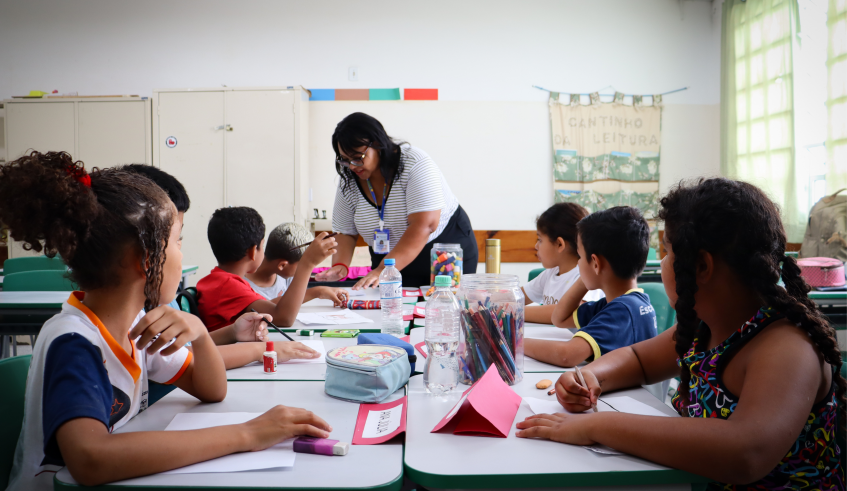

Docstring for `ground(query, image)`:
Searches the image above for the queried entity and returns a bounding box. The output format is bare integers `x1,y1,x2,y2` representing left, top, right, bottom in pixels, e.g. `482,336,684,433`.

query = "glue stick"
263,341,277,373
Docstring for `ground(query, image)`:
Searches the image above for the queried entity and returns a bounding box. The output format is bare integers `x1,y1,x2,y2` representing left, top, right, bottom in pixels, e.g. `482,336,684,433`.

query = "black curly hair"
0,151,175,311
207,207,265,264
659,177,845,431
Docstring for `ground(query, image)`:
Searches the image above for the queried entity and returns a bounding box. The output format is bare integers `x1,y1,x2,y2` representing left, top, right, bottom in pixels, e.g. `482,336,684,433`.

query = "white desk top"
404,372,707,489
55,381,404,490
0,291,69,308
226,332,358,381
409,323,572,373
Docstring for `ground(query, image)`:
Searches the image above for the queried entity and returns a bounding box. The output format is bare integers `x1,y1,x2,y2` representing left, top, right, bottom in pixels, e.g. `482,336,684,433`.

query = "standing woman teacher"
315,112,478,288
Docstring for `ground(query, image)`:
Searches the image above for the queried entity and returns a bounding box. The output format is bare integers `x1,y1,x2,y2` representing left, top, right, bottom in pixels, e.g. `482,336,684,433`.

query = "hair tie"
64,162,91,188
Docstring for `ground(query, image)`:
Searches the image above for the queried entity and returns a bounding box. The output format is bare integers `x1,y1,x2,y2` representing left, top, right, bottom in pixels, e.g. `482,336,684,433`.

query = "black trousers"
369,205,479,288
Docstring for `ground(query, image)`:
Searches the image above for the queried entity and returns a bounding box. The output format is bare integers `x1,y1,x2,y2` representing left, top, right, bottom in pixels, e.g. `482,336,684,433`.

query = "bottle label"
263,353,277,373
380,281,402,300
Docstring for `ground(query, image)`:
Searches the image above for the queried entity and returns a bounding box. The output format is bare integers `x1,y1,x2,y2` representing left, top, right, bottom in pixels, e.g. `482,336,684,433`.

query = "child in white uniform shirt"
522,203,603,324
2,152,332,490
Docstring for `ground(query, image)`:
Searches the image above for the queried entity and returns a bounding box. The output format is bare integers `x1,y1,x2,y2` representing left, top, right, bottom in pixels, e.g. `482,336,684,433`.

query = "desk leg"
1,335,8,359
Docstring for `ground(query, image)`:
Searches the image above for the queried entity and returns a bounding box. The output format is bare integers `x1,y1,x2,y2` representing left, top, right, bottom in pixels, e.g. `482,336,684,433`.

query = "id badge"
373,229,390,254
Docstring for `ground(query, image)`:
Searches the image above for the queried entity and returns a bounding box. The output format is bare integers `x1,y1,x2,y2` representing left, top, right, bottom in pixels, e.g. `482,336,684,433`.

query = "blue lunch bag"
357,333,417,375
325,345,411,403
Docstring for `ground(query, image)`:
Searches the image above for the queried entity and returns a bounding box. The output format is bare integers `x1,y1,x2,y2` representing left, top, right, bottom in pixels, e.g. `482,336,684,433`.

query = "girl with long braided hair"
517,178,843,489
3,152,332,491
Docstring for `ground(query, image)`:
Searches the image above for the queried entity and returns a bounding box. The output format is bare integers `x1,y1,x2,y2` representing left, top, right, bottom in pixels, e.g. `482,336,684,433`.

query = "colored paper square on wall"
369,88,401,101
335,89,369,101
309,89,335,101
404,88,438,100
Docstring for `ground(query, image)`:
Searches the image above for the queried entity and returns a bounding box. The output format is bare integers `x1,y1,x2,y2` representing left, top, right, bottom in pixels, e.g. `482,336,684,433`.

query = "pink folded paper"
413,306,426,318
431,365,522,438
415,341,427,358
403,288,423,297
352,396,407,445
400,335,411,343
403,314,413,321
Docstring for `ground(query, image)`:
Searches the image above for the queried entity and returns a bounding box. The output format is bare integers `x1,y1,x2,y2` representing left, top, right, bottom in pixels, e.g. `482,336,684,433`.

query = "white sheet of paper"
362,403,404,438
598,395,670,417
162,413,295,474
296,309,374,325
281,339,326,364
419,344,428,355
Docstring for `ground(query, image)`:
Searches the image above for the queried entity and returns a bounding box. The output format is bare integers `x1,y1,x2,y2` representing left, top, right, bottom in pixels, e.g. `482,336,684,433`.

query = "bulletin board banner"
549,92,662,220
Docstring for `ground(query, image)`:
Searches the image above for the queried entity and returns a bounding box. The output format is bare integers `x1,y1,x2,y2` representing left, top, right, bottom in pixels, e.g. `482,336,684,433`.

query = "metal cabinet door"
78,100,150,168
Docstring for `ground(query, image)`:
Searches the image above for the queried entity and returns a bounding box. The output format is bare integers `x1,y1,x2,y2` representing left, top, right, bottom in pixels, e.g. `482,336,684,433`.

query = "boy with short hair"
524,206,657,367
197,207,345,331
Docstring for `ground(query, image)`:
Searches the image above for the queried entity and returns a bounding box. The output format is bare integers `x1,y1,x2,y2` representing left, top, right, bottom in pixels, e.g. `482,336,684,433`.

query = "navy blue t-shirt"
573,289,657,360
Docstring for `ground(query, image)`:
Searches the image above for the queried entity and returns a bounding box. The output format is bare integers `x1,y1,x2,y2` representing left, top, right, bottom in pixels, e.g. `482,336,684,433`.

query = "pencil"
289,232,338,252
573,365,598,413
250,308,294,341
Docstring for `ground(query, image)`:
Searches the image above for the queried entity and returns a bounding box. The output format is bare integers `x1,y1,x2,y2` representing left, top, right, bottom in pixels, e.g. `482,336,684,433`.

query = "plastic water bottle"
424,275,460,394
379,258,404,336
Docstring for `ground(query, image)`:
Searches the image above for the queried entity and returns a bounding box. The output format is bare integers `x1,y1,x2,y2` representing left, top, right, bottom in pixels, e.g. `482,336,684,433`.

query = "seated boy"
197,207,346,330
123,164,320,367
524,206,657,367
522,202,604,324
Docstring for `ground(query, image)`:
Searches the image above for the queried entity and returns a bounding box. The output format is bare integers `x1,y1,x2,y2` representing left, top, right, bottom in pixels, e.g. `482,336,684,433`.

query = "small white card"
296,309,374,325
362,403,404,439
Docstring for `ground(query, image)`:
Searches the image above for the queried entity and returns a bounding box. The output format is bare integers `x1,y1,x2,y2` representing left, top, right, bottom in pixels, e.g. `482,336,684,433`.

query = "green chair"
3,256,67,275
647,248,658,260
528,268,544,282
0,355,31,489
175,287,199,315
639,283,676,333
3,270,77,292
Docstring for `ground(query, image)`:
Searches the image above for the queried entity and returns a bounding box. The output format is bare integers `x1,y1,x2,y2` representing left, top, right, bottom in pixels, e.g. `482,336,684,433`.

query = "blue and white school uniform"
7,292,192,491
572,288,657,361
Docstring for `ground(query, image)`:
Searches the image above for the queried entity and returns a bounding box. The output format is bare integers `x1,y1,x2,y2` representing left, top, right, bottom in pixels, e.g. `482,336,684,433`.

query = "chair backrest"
175,287,198,315
3,256,67,275
527,268,544,282
647,248,658,260
639,283,676,334
3,270,77,292
0,355,31,489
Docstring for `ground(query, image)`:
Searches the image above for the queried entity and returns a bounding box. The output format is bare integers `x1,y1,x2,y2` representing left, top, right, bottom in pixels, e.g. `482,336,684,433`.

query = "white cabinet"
2,97,152,259
153,87,309,284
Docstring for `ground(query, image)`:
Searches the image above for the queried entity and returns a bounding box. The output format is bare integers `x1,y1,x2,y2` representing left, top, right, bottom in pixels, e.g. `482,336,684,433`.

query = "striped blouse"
332,145,459,250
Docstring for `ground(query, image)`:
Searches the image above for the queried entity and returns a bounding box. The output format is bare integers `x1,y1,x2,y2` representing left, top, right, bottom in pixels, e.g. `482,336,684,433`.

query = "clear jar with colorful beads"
430,243,463,288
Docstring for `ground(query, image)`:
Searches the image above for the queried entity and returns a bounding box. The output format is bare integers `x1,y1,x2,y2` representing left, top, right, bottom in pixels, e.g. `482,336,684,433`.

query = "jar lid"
460,273,520,288
433,243,462,250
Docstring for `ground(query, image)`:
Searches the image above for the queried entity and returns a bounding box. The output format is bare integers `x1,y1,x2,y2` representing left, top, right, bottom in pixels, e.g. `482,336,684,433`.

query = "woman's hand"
274,342,321,362
515,413,596,445
555,370,602,412
242,406,332,452
232,311,271,342
315,264,348,282
131,306,209,356
353,266,383,290
313,287,348,307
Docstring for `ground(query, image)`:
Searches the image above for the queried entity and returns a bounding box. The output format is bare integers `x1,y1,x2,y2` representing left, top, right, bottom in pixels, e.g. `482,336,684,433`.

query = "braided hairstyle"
660,177,845,431
0,151,174,311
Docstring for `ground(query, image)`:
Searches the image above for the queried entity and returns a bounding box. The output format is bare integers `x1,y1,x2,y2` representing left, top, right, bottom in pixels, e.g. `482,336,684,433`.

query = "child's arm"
551,280,589,328
519,321,822,484
56,406,331,486
209,311,271,345
523,337,593,367
524,304,557,324
131,307,227,402
304,286,348,306
521,287,533,305
217,341,320,369
249,233,337,326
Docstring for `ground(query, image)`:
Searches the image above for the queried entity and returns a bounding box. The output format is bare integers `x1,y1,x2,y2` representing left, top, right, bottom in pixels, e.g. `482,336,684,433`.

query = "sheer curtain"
828,0,847,193
721,0,805,241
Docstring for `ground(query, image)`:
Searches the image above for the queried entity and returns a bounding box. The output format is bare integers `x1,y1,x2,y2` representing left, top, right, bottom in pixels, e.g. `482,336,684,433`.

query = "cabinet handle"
214,125,225,130
226,125,234,132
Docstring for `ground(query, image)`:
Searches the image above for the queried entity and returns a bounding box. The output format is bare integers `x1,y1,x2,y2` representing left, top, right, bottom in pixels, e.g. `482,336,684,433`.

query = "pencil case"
797,257,845,287
325,345,411,403
358,333,417,375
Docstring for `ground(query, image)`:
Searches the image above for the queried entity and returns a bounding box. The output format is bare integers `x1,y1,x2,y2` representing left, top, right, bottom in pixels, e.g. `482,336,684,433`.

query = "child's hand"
315,264,347,282
555,370,601,412
131,306,209,356
243,405,332,451
302,232,337,267
232,311,272,342
275,341,321,362
315,287,348,307
515,413,595,445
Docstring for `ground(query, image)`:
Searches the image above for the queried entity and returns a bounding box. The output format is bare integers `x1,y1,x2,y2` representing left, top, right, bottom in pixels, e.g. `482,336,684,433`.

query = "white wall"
0,0,722,267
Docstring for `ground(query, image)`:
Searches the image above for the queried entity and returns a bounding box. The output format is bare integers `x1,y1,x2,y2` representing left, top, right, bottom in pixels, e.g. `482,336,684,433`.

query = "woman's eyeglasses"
336,144,372,169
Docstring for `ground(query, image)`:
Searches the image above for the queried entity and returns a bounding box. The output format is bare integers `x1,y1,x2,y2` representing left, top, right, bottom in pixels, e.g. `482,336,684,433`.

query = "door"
157,91,225,283
78,100,149,168
225,90,296,234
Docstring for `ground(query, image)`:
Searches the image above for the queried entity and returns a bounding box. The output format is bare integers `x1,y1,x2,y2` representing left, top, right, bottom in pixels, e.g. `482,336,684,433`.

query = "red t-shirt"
196,267,264,332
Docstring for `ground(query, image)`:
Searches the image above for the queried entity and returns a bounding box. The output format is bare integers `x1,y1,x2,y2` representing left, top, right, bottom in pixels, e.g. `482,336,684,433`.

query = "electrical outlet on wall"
348,66,359,81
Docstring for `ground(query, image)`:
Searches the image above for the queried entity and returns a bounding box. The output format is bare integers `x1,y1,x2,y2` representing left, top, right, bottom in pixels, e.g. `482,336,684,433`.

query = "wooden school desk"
404,372,710,490
54,381,405,491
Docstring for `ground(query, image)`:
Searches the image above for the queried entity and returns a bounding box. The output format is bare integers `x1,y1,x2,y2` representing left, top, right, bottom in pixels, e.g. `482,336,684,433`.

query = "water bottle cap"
434,275,452,287
384,258,395,266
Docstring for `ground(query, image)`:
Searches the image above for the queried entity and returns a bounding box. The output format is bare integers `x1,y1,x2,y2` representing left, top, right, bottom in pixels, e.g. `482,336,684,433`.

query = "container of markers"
456,274,524,386
431,243,463,287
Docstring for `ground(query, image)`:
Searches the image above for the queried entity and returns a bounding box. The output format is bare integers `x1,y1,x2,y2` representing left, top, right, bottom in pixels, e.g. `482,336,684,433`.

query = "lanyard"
366,179,388,230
